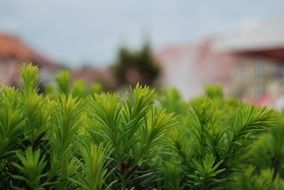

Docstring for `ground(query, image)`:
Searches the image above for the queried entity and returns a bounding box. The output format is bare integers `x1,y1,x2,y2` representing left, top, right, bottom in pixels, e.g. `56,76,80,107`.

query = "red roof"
0,33,56,67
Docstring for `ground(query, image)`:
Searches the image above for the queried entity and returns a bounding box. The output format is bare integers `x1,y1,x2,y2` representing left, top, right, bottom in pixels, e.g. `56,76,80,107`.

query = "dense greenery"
0,64,283,189
113,42,160,87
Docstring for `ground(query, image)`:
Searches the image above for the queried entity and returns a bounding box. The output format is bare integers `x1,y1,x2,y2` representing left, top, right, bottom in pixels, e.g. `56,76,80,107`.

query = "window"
255,59,264,75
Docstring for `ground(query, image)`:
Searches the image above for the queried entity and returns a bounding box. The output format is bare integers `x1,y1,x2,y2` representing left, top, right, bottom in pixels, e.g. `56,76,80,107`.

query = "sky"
0,0,284,67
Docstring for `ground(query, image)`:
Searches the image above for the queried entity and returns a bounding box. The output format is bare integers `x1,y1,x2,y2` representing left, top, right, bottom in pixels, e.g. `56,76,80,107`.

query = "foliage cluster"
0,64,282,190
113,42,160,87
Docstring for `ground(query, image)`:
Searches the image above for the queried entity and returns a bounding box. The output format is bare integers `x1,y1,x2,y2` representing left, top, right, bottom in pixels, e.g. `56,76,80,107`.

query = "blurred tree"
113,42,160,87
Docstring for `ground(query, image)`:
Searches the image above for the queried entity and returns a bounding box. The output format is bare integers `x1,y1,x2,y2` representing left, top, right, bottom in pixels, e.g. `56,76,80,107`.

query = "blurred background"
0,0,284,107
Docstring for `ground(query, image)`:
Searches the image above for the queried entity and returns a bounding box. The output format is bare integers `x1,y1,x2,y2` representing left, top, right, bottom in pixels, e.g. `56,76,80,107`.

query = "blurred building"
215,15,284,106
0,33,61,86
156,39,233,98
72,66,116,90
156,15,284,107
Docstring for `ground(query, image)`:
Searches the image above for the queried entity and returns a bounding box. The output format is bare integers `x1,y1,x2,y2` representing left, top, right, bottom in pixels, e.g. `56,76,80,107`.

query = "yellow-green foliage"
0,65,281,190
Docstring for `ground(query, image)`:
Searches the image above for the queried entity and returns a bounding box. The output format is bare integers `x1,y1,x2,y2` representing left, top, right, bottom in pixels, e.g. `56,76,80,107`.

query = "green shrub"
159,86,278,189
0,64,281,190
